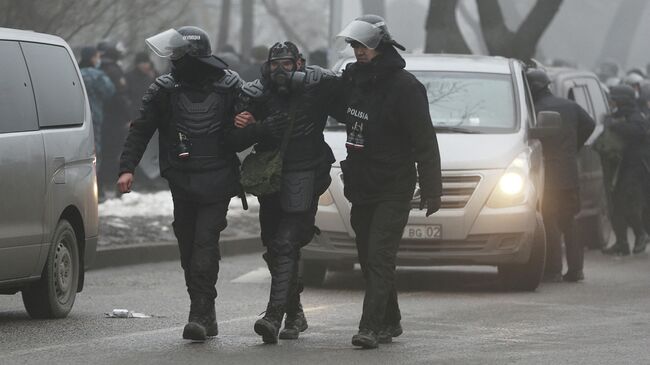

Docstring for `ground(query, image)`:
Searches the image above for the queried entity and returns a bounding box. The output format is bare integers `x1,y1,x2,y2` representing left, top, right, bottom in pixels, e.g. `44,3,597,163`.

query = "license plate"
402,225,442,240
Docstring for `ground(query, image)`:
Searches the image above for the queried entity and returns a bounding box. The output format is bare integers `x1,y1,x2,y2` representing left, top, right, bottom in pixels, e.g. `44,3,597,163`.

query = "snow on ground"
98,191,260,247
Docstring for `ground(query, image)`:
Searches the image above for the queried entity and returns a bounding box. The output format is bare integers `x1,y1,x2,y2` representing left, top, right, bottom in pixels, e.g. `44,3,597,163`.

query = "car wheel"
498,213,546,292
22,219,80,319
302,260,327,287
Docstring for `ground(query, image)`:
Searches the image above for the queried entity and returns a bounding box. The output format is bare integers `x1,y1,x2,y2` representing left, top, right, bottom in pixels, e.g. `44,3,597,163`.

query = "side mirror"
530,111,562,139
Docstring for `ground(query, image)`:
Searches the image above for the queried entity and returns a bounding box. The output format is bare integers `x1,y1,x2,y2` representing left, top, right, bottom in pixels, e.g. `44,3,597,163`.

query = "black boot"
203,300,219,337
183,297,209,341
377,322,403,344
279,301,308,340
633,234,648,254
352,328,379,349
602,242,630,256
254,303,284,344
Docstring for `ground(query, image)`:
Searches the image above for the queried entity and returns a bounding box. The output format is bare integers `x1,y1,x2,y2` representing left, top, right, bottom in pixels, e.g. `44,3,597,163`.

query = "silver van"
0,28,98,318
304,54,603,291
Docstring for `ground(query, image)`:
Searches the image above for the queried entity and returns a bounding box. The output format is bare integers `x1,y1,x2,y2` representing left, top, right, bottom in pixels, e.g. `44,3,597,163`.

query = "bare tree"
261,0,309,52
597,0,649,68
425,0,563,61
240,0,254,60
216,0,232,51
424,0,471,54
0,0,192,57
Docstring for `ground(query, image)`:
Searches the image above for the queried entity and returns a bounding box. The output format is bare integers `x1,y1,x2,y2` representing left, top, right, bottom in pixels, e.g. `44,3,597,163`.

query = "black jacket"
330,48,442,205
228,66,338,172
119,70,242,202
609,104,650,176
533,89,596,190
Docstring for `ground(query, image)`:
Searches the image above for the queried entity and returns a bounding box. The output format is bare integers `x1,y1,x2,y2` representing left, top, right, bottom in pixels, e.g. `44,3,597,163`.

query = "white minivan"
0,28,98,317
304,54,602,291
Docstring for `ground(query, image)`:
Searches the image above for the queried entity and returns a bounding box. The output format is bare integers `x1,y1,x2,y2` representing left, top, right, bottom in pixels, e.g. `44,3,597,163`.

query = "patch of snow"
99,191,260,218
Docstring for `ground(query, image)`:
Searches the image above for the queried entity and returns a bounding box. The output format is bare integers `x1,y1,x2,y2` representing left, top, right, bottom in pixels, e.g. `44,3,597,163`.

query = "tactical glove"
419,196,441,217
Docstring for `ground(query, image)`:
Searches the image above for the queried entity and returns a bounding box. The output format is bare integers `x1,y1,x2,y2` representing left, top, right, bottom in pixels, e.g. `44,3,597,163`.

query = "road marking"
231,267,271,283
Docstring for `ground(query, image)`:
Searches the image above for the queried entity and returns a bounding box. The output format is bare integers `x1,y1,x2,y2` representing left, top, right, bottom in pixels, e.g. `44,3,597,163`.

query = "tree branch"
511,0,563,61
424,0,470,54
476,0,514,56
261,0,309,52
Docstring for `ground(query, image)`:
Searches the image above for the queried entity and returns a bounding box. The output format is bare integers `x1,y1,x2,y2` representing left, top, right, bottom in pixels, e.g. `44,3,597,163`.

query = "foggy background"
1,0,649,75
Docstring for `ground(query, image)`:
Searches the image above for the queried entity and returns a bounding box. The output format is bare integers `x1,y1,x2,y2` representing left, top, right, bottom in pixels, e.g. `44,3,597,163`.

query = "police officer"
97,40,131,200
526,69,595,283
602,85,650,255
229,41,338,344
332,15,442,349
117,27,243,341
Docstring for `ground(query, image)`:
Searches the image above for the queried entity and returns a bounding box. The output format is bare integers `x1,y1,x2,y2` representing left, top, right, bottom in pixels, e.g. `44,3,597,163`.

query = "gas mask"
269,66,306,95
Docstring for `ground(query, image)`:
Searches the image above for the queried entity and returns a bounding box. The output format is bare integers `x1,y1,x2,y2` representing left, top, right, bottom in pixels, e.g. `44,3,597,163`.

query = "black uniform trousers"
350,200,411,333
612,170,647,245
258,193,318,307
542,188,580,276
171,190,228,302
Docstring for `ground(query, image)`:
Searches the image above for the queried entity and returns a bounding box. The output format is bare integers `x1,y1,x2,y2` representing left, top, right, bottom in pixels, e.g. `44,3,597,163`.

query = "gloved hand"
260,111,289,138
419,196,441,217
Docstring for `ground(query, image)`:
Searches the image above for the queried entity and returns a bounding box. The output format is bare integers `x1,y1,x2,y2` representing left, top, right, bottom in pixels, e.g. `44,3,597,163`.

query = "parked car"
545,67,612,250
0,28,98,318
303,54,605,291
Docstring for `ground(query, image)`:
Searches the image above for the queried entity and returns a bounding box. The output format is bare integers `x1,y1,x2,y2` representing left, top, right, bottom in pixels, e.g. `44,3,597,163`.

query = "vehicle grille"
325,232,490,253
411,175,482,210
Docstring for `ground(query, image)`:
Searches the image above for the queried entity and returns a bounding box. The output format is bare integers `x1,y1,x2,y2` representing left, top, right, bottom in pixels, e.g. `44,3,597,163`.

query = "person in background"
97,40,132,200
527,69,595,283
602,85,650,256
78,46,115,170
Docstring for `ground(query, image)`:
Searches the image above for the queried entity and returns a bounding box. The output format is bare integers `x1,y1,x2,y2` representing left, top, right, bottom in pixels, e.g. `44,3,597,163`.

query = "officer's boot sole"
352,334,378,349
254,318,279,344
183,322,207,342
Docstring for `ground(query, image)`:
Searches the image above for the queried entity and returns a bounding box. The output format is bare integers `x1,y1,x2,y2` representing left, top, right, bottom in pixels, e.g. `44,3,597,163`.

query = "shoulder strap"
279,101,298,156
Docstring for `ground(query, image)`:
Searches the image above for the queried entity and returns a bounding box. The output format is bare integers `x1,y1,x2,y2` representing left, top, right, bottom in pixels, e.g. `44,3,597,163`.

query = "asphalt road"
1,250,650,365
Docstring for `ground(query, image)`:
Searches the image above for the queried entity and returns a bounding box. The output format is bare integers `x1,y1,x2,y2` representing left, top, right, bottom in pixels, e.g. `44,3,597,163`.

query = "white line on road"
231,267,271,283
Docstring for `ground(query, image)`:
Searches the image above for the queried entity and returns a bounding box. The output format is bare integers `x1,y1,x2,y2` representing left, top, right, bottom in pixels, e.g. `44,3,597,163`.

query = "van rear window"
0,41,38,133
21,42,84,128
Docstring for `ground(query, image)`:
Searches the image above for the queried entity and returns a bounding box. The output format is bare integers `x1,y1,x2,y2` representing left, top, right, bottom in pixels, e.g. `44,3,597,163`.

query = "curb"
91,236,262,270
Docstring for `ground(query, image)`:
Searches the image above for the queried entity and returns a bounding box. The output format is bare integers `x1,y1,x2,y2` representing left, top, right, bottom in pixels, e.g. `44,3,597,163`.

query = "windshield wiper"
434,126,482,134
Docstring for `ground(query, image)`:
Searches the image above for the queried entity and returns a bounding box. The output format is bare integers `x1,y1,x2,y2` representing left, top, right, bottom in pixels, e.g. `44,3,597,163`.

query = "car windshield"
413,71,517,133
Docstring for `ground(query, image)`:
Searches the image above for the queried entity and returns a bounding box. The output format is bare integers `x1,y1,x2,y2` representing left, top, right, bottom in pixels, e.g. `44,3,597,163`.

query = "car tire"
498,213,546,292
22,219,80,319
302,260,327,287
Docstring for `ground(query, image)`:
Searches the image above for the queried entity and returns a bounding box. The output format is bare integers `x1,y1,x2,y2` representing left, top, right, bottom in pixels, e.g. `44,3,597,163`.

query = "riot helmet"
623,72,644,88
526,69,551,95
146,26,227,69
335,14,405,51
263,41,306,94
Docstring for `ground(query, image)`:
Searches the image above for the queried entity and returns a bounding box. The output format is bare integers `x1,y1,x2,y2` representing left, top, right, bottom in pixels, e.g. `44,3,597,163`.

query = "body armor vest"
168,84,230,171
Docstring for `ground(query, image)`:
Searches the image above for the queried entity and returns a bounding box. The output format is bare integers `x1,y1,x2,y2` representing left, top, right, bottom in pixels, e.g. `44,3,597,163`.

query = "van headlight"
487,152,530,208
318,189,334,206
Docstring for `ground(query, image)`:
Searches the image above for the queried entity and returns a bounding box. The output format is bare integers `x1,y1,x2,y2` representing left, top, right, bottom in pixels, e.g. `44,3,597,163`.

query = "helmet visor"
334,20,384,51
145,29,190,60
